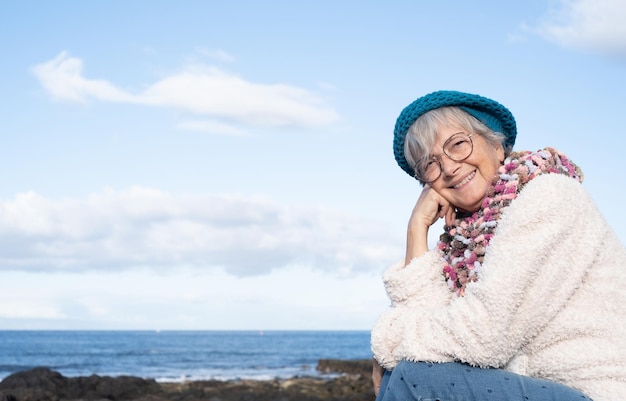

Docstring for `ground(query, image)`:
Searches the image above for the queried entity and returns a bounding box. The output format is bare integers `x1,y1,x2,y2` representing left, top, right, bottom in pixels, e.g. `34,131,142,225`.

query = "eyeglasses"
414,133,474,183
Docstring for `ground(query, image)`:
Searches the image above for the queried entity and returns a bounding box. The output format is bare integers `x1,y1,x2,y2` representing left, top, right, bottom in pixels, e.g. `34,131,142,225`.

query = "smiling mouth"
453,171,476,188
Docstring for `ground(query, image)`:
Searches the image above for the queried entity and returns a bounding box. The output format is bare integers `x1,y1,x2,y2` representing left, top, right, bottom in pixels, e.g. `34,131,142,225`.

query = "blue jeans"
376,361,591,401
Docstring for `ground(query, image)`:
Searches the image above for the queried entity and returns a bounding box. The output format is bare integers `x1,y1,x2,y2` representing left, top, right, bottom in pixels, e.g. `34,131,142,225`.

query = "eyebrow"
430,131,466,153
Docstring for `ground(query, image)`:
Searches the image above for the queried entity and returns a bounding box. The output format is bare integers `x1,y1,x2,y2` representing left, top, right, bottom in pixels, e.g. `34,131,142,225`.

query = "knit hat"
393,90,517,178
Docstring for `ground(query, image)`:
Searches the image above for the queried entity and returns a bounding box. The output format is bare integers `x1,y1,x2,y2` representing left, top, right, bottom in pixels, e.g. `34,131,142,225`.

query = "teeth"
454,171,475,188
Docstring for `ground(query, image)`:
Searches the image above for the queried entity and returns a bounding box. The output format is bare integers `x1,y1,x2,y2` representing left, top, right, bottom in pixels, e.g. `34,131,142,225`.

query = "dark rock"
0,367,162,401
0,360,375,401
317,359,371,376
0,367,67,401
65,374,162,400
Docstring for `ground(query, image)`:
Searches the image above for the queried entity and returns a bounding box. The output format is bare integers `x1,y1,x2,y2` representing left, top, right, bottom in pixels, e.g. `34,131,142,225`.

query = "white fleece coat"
371,174,626,401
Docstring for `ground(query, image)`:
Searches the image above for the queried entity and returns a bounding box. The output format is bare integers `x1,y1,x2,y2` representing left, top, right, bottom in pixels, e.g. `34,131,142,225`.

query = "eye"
451,137,468,147
423,158,438,172
445,134,470,152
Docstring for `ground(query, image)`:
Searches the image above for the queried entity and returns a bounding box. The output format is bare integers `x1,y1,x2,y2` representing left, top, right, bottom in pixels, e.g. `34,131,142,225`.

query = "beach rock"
0,359,374,401
0,367,67,401
0,367,163,401
317,359,372,376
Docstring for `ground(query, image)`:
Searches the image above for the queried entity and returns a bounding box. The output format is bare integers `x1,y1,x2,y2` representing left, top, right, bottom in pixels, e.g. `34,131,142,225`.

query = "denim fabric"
376,361,591,401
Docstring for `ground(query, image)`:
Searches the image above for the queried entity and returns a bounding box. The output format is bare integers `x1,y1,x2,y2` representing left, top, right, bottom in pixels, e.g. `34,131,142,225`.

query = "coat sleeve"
371,174,605,369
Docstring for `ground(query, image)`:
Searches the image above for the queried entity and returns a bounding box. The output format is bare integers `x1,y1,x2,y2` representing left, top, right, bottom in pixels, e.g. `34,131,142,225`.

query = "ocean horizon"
0,330,372,383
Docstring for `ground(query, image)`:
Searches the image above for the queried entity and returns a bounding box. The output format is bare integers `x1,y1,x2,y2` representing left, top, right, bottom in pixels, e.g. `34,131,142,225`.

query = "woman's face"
428,123,504,212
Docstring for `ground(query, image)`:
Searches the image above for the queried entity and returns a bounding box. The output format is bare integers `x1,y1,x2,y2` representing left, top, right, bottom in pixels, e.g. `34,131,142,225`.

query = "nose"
439,154,460,177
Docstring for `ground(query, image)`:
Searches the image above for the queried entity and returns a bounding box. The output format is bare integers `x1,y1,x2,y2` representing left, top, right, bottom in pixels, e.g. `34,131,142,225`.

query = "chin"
455,199,482,213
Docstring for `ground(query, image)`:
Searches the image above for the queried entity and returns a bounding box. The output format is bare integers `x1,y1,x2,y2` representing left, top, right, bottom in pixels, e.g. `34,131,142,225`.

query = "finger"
445,206,457,226
439,203,449,219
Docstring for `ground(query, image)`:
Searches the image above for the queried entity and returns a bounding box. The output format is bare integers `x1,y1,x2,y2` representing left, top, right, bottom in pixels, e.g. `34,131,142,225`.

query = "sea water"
0,330,371,382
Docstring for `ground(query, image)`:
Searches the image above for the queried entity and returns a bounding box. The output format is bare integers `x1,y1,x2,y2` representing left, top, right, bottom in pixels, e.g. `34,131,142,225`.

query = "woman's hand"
412,184,455,227
405,185,455,264
372,358,384,396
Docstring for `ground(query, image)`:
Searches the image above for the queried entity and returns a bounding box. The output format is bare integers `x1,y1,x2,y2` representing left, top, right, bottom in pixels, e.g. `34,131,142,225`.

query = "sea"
0,330,372,383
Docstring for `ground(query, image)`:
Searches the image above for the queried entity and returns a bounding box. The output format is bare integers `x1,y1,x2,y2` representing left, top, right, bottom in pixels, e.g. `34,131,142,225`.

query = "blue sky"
1,0,625,330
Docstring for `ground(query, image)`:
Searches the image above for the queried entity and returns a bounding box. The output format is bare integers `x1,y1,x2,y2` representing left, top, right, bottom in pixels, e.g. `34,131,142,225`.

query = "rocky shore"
0,359,374,401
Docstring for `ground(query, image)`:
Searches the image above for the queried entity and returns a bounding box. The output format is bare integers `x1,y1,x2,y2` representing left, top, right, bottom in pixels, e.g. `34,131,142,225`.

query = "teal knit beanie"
393,90,517,178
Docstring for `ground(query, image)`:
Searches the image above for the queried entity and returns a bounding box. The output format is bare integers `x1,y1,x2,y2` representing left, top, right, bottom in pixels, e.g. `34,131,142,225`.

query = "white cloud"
0,301,66,319
0,266,388,329
31,52,339,129
31,52,136,103
531,0,626,56
0,187,401,276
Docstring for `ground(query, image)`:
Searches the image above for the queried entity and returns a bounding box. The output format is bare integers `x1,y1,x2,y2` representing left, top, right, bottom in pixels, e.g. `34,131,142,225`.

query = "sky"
1,0,625,331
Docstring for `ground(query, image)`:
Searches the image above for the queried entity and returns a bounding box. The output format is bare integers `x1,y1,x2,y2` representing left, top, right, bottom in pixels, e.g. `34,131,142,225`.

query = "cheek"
478,148,502,178
479,167,497,185
488,159,501,177
491,151,504,174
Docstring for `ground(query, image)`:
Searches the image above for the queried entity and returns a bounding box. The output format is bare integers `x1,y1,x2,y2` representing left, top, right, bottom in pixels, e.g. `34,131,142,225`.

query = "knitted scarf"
438,147,584,296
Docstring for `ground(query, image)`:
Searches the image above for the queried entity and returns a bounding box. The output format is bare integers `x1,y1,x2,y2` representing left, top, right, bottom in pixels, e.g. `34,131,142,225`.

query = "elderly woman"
371,91,626,401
